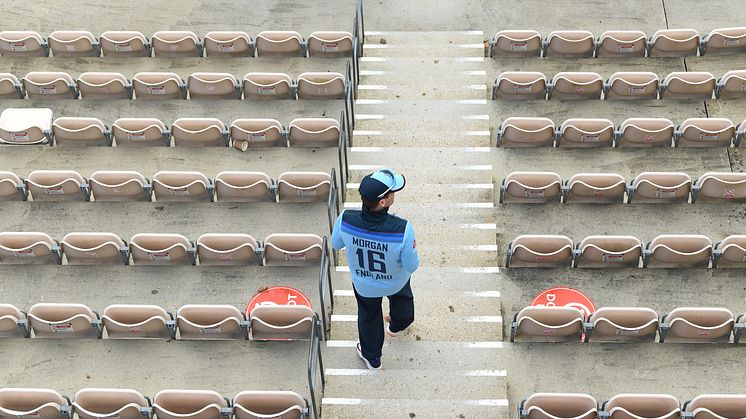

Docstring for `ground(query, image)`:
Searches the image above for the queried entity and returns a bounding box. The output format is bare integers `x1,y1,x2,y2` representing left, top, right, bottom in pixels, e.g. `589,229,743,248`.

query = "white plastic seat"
52,117,111,146
660,307,734,343
497,117,555,147
0,73,24,99
132,72,186,100
0,108,53,145
500,172,562,204
176,305,245,340
48,30,99,56
264,233,324,266
557,118,614,148
714,235,746,268
564,173,626,203
230,119,285,148
617,118,674,147
703,27,746,55
544,30,595,57
716,70,746,99
0,232,60,265
129,233,195,266
73,388,151,419
297,72,346,99
101,305,172,339
26,170,88,201
152,171,213,202
605,72,659,100
255,31,304,56
0,304,28,338
645,235,713,268
277,172,332,202
233,391,307,419
0,31,48,56
587,308,659,342
204,31,252,56
684,395,746,419
308,31,354,56
288,118,340,147
511,307,585,342
660,72,716,100
171,118,228,147
214,171,273,202
693,172,746,202
601,394,680,419
22,72,78,99
62,232,128,265
575,236,643,268
548,72,603,100
187,73,240,99
596,30,647,57
0,388,69,418
152,390,227,419
77,72,132,99
649,29,700,57
89,171,151,202
491,30,542,56
494,72,547,100
507,235,574,268
629,172,691,203
243,72,293,99
112,118,170,147
28,303,99,338
196,233,259,265
249,305,314,340
100,31,150,57
0,171,26,201
677,118,735,148
520,393,598,419
152,31,201,57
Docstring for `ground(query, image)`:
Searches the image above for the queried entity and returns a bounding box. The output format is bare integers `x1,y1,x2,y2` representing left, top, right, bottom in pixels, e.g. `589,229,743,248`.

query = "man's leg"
387,279,415,333
354,286,385,360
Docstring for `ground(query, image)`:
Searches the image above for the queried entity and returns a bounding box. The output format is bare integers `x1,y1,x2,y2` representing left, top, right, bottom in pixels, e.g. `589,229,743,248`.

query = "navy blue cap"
358,169,406,201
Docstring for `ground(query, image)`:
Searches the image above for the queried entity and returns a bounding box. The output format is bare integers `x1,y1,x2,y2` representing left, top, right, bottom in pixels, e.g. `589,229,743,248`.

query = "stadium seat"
493,72,547,100
0,31,48,56
112,118,170,147
307,31,354,56
61,232,128,265
506,235,574,268
693,172,746,202
52,117,112,146
683,394,746,418
564,173,626,204
28,303,99,338
660,307,735,343
676,118,735,148
22,72,78,99
230,119,286,148
101,305,173,339
152,31,202,57
548,72,603,100
204,31,253,56
713,235,746,268
48,30,99,57
544,30,595,57
491,30,542,56
0,232,61,265
0,73,24,99
575,236,643,268
248,305,315,340
152,171,213,202
556,118,614,147
263,233,324,266
586,307,658,342
0,388,69,418
288,118,341,147
648,29,700,57
233,391,308,419
132,72,186,100
500,172,562,204
214,171,274,202
0,108,53,145
89,171,152,202
129,233,195,265
276,171,332,202
702,27,746,55
255,31,304,56
0,171,27,201
243,72,294,99
628,172,691,203
600,394,680,418
0,303,29,338
519,393,597,419
616,118,675,147
196,233,259,265
644,235,713,268
153,390,228,419
77,72,132,99
73,388,151,419
716,70,746,99
187,73,241,99
176,305,246,339
26,170,89,201
100,31,151,57
171,118,229,147
596,30,647,57
660,72,715,100
604,72,659,100
497,117,555,147
296,72,346,99
510,307,584,342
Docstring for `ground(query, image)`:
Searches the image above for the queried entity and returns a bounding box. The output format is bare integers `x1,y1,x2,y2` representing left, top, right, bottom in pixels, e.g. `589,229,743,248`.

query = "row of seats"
0,30,354,57
492,70,746,100
0,71,346,100
499,172,746,204
511,306,744,343
506,234,746,268
490,27,746,57
497,117,746,148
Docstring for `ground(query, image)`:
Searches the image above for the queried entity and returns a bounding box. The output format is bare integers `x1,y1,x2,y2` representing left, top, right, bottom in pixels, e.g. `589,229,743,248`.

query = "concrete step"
322,397,509,419
364,31,486,46
347,166,493,184
347,146,492,168
331,288,502,317
359,71,485,88
345,182,493,203
354,113,488,133
357,83,487,100
363,43,485,58
353,98,490,117
352,129,492,147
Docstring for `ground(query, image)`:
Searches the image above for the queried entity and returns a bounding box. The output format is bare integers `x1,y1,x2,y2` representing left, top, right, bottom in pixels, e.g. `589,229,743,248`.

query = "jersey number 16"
355,248,387,273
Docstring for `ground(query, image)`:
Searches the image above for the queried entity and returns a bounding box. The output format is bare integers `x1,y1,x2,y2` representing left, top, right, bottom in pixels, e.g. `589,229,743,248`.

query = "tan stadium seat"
89,171,151,202
0,304,28,337
605,72,659,100
564,173,626,204
22,72,78,99
172,118,228,147
77,72,132,99
204,31,252,56
660,307,734,343
101,305,172,339
62,232,128,265
677,118,734,148
0,31,48,56
48,30,99,56
544,30,595,57
243,72,293,99
100,31,150,57
129,233,195,265
507,235,573,268
684,394,746,418
693,172,746,202
649,29,700,57
233,391,307,419
0,108,53,145
644,235,713,268
586,307,658,342
491,30,542,56
557,118,614,148
152,171,213,202
703,27,746,55
575,236,643,268
0,73,24,99
249,305,314,340
548,72,603,100
0,171,27,201
511,307,585,342
716,70,746,99
602,394,680,419
493,72,546,100
230,119,285,148
152,31,201,57
112,118,170,147
176,305,245,339
297,72,346,99
196,233,259,265
52,117,111,146
73,388,151,419
714,235,746,268
500,172,562,204
497,117,555,147
288,118,341,147
132,72,186,99
277,171,332,202
264,233,324,266
26,170,88,201
660,72,715,100
214,171,273,202
308,31,354,56
617,118,675,147
153,390,227,419
0,232,60,265
520,393,597,419
629,172,691,203
28,303,99,338
596,30,647,57
255,31,304,56
0,388,69,418
188,73,240,99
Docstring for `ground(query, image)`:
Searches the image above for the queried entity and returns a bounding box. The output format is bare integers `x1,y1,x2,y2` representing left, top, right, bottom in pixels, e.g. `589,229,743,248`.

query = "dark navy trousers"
354,279,414,360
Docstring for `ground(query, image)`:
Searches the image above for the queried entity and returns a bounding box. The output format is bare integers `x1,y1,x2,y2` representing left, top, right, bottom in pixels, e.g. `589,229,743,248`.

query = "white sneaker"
356,343,381,370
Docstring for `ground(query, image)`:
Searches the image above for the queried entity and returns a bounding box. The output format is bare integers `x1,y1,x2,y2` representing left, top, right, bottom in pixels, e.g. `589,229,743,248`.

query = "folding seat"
0,232,61,265
77,72,132,99
255,31,304,56
604,72,659,100
100,31,151,57
491,30,542,56
0,108,52,145
248,305,315,340
187,73,241,99
596,30,647,57
0,31,48,56
214,171,274,202
233,391,308,419
702,27,746,55
660,72,716,100
586,307,659,342
152,171,213,202
0,304,29,338
171,118,229,147
152,31,202,57
203,31,253,56
153,390,228,419
648,29,700,57
132,72,186,100
644,235,713,268
500,172,562,204
27,303,100,338
229,119,286,148
296,72,346,99
506,235,574,268
129,233,196,265
73,388,151,419
22,72,78,99
575,236,643,268
263,234,324,266
287,118,341,147
601,394,680,419
112,118,170,147
175,305,246,339
510,307,584,342
659,307,735,343
497,117,555,147
547,72,603,100
242,72,294,99
26,170,89,201
61,232,128,265
52,117,112,146
693,172,746,202
676,118,734,148
616,118,674,147
544,30,595,57
101,305,173,339
0,73,25,99
556,118,614,148
89,171,151,202
0,171,27,201
48,30,99,57
196,233,259,265
628,172,692,203
493,72,547,100
713,235,746,268
716,70,746,99
307,31,354,56
683,394,746,418
276,172,332,202
519,393,597,419
0,388,69,418
563,173,626,203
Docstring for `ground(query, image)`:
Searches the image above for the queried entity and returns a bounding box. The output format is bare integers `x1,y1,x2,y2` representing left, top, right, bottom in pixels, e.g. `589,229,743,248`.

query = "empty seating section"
48,31,99,57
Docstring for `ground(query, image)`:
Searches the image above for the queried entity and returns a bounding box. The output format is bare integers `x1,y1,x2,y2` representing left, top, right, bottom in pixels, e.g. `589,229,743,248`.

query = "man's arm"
330,211,345,250
401,222,420,273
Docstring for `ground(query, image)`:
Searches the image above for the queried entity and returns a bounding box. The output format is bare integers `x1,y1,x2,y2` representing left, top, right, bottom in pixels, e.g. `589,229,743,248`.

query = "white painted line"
464,130,491,136
331,314,358,322
364,44,389,49
455,202,494,208
365,31,389,35
457,99,488,104
355,114,385,120
464,341,504,348
467,84,488,90
461,31,484,35
322,398,509,406
466,316,503,323
460,244,499,251
462,399,510,407
460,223,497,229
344,202,362,208
352,130,383,136
464,70,487,76
333,289,355,297
359,70,387,76
358,84,389,90
346,182,360,188
322,398,366,405
326,368,378,376
350,147,384,152
336,266,351,272
355,99,388,104
462,164,492,170
466,370,507,377
461,114,490,120
452,183,493,188
326,340,358,347
458,43,487,49
464,291,502,298
458,57,485,62
360,57,386,62
461,267,501,273
349,164,384,170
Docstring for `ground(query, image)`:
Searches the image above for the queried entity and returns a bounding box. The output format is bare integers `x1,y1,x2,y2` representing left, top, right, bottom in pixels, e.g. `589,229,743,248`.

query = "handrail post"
307,315,325,419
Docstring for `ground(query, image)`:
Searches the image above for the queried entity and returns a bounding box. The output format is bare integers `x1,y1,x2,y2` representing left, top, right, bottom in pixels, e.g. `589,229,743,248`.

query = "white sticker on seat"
616,43,634,53
149,252,171,262
655,188,677,198
524,188,545,198
13,249,35,257
615,328,640,335
322,42,340,52
510,41,528,51
602,254,624,263
115,42,132,52
126,132,146,141
10,42,27,51
44,186,66,195
725,38,741,46
248,132,266,141
699,133,719,142
66,44,76,52
170,187,190,196
217,42,235,52
199,326,223,334
513,85,533,94
38,85,57,95
580,133,600,142
296,188,317,197
284,253,307,261
51,322,75,334
10,132,30,142
629,86,647,95
147,86,166,95
257,86,276,95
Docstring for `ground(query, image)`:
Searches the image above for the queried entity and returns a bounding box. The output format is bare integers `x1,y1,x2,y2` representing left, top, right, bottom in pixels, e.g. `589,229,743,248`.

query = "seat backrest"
101,304,171,339
523,393,597,419
152,31,200,57
597,30,647,57
0,303,27,338
152,171,211,202
576,236,642,268
587,307,658,342
188,73,239,99
492,30,542,56
617,118,674,147
0,72,23,99
308,31,353,56
152,390,227,419
662,72,715,99
0,108,53,145
288,118,340,147
196,233,258,265
233,391,306,419
550,72,603,100
513,307,585,342
606,72,660,100
685,394,746,419
73,388,150,419
0,388,69,418
230,119,285,148
27,170,87,201
695,172,746,202
508,235,573,267
48,30,98,57
176,305,245,340
255,31,303,56
264,234,324,266
129,233,193,265
0,171,24,201
62,232,126,265
23,72,76,99
498,117,555,147
650,28,699,57
297,72,346,99
242,72,293,99
704,27,746,55
678,118,735,148
171,118,227,147
204,31,252,56
604,394,680,419
545,30,595,57
112,118,169,147
277,172,331,202
631,172,691,203
100,31,149,57
495,72,546,99
214,171,273,202
715,235,746,267
664,307,734,342
77,72,131,99
28,303,98,338
502,172,562,203
717,70,746,99
0,232,59,265
249,305,314,340
132,72,184,100
0,31,47,57
647,235,712,268
53,117,110,146
558,118,614,147
566,173,626,203
90,170,150,202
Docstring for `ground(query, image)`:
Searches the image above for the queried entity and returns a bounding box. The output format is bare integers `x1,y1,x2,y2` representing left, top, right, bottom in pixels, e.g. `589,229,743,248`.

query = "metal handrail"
307,315,325,419
337,109,350,202
318,237,334,340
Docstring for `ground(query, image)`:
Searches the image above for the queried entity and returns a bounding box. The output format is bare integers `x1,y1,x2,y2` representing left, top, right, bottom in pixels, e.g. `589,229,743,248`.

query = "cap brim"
391,174,406,192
